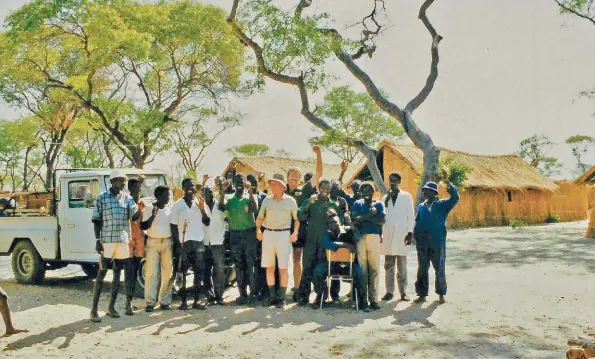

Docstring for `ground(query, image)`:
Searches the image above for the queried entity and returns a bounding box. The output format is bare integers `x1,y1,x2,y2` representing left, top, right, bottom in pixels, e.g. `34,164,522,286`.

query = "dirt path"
0,221,593,358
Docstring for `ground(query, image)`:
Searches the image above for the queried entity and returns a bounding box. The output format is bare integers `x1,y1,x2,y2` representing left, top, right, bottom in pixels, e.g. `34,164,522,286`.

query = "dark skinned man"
141,185,174,312
351,183,386,311
218,174,259,306
171,178,211,311
312,209,369,311
295,179,344,306
381,172,415,302
413,171,459,305
91,170,141,323
0,287,27,335
127,176,145,313
203,185,226,306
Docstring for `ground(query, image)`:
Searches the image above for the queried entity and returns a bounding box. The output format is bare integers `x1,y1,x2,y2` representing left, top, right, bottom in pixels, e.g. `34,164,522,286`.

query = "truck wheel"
80,263,99,278
11,241,46,284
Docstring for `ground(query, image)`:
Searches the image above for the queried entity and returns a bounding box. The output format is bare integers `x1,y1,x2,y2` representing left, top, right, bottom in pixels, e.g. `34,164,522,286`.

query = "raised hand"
152,204,159,217
202,174,210,184
312,145,321,154
244,180,252,192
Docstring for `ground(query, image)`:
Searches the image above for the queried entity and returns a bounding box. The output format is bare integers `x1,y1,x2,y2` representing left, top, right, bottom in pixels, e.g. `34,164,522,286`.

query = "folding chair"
320,247,358,311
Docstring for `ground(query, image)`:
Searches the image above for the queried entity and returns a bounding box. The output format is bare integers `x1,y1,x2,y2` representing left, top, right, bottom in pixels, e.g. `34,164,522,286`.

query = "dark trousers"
230,229,258,298
180,241,205,303
126,256,142,300
414,244,447,297
313,262,366,305
204,245,226,300
296,234,322,301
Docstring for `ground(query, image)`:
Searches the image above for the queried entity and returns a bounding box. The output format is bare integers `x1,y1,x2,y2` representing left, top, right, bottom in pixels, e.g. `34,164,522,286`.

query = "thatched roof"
222,156,364,184
575,165,595,184
345,140,558,192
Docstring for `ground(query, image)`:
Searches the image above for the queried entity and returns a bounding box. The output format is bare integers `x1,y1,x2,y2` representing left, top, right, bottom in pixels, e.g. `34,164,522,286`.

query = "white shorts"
261,230,291,269
102,242,131,260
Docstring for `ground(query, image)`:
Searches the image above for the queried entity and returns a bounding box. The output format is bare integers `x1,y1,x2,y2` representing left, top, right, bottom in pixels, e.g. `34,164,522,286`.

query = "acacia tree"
555,0,595,25
518,134,563,178
310,86,403,163
226,143,271,156
169,109,240,177
228,0,443,200
566,135,594,175
62,120,127,169
2,0,246,168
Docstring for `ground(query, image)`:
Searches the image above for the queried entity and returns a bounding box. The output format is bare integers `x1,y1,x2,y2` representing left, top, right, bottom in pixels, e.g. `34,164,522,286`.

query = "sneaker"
235,296,247,306
90,311,102,323
106,308,120,318
298,298,309,306
381,293,394,301
179,302,188,311
160,304,172,311
145,305,155,313
414,296,427,303
275,299,286,308
400,295,410,302
331,298,341,305
370,302,381,310
362,306,371,313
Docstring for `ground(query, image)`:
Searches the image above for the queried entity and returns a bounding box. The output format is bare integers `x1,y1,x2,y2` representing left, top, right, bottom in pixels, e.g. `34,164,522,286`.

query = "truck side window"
69,181,96,209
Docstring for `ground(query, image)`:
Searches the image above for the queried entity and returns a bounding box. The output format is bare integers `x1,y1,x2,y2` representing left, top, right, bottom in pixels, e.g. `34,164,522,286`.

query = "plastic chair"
320,247,358,311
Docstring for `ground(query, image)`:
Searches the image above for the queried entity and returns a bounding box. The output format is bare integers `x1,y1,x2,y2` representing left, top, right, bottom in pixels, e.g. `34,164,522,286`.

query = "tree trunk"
22,147,32,191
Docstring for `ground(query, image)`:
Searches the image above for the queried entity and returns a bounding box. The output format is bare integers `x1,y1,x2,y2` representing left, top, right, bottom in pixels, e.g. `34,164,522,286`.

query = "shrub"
545,214,560,223
414,156,472,188
509,219,526,229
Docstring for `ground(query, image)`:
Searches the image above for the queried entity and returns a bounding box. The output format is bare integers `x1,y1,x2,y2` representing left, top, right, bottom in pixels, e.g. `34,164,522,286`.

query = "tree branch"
555,0,595,26
405,0,443,113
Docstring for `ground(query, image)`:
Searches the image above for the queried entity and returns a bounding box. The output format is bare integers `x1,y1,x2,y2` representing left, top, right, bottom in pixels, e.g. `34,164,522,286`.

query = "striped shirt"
92,190,139,244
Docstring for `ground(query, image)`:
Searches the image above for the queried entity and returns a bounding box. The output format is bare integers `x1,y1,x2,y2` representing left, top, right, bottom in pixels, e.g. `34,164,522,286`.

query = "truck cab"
0,169,167,285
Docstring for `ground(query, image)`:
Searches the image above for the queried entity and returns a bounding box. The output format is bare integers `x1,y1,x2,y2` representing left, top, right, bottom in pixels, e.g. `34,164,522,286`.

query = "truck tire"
80,263,99,278
11,241,46,284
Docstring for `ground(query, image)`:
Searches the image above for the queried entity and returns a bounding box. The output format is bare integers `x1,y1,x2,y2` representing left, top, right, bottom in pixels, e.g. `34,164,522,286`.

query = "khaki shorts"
102,242,131,260
261,230,291,269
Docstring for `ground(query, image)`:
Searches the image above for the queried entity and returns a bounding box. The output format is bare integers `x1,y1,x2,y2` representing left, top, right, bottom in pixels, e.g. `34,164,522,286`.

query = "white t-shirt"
170,198,210,242
205,205,226,246
143,203,172,239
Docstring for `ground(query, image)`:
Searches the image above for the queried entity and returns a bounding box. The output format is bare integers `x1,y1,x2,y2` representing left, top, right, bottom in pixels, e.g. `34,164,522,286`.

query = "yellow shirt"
258,194,298,230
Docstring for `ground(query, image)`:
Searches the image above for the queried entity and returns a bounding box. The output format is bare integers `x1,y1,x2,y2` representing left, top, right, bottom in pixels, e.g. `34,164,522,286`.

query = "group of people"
0,144,460,332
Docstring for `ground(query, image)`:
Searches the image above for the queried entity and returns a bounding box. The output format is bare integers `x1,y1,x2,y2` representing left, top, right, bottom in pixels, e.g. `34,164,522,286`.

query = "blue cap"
422,181,439,193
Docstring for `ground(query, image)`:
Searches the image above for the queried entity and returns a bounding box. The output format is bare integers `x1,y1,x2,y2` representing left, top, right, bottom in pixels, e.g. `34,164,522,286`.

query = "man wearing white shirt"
381,172,415,302
203,186,226,305
141,185,174,312
171,178,211,310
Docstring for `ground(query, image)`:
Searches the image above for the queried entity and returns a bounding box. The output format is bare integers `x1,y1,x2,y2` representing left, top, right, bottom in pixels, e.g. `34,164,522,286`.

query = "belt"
264,227,290,232
148,236,172,240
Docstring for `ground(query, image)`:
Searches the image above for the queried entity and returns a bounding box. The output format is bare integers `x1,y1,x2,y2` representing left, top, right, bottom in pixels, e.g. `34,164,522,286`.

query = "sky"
1,0,594,180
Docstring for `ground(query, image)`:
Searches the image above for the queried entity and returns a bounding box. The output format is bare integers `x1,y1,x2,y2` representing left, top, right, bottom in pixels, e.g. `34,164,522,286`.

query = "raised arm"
338,160,348,184
443,183,460,213
217,189,226,213
312,145,322,189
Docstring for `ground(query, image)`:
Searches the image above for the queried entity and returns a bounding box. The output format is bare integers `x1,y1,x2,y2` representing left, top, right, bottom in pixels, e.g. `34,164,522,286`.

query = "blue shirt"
351,199,385,235
339,189,361,211
414,184,459,247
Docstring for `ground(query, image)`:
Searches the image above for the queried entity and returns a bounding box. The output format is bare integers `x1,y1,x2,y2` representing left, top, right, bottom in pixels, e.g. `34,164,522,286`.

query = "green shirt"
225,193,256,231
298,196,343,237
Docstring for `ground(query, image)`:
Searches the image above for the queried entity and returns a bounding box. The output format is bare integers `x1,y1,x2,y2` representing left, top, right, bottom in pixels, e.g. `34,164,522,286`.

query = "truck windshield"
103,174,167,200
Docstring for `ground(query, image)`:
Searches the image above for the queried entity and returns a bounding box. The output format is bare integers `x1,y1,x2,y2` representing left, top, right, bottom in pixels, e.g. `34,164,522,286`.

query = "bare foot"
5,328,28,336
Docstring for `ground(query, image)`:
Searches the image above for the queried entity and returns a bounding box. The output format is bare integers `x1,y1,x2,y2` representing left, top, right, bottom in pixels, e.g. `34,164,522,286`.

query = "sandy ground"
0,221,594,359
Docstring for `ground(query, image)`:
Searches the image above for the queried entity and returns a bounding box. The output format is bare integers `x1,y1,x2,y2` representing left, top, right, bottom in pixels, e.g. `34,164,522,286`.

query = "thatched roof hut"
221,156,364,190
575,165,595,185
344,140,558,192
344,140,587,228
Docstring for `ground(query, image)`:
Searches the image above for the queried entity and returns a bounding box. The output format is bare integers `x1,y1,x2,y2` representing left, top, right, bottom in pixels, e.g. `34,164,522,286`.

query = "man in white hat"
256,173,299,308
90,170,141,322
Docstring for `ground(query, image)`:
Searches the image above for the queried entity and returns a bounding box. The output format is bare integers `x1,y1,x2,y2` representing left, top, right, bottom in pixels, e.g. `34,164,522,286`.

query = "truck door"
60,178,101,261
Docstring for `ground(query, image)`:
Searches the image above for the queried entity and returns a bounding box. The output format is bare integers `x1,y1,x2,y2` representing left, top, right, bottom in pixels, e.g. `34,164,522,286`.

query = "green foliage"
226,143,271,157
413,156,471,188
517,135,562,178
566,135,594,175
1,0,247,167
309,86,403,162
509,219,526,229
545,214,561,223
238,0,345,91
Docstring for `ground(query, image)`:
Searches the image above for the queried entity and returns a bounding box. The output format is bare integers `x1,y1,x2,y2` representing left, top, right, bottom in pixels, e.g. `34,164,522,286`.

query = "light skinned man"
218,174,259,306
351,183,386,311
413,171,459,305
256,174,300,308
381,172,415,302
142,185,174,312
171,178,211,311
90,170,141,322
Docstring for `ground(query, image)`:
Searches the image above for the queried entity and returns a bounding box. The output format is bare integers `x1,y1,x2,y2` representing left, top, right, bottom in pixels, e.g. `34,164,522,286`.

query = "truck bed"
0,216,57,259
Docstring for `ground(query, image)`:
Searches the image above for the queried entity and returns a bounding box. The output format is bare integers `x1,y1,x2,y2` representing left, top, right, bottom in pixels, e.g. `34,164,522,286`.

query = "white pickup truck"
0,169,167,288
